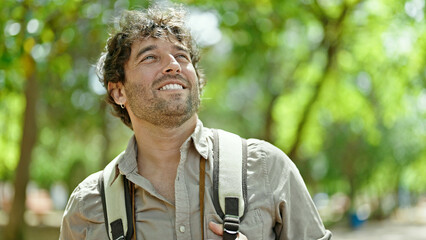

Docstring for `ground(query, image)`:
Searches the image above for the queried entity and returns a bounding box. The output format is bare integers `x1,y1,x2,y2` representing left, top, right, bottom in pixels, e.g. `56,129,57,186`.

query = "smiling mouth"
159,83,185,91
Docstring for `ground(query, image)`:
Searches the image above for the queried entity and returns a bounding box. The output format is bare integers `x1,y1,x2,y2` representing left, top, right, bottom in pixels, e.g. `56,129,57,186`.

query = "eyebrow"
174,45,189,53
134,43,190,61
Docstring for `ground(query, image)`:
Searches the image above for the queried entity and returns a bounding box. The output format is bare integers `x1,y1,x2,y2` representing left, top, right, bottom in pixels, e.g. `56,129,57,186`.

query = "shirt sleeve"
60,184,88,240
262,142,332,240
59,171,106,240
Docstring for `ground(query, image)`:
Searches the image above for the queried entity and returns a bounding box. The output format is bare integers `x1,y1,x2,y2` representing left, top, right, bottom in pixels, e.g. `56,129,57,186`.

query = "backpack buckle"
223,197,240,240
224,214,240,235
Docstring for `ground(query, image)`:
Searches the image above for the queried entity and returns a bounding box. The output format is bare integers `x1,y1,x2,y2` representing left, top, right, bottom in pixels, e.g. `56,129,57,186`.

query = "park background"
0,0,425,239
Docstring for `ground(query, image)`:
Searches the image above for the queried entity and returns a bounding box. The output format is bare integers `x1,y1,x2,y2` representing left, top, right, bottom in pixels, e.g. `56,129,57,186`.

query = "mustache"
153,74,190,87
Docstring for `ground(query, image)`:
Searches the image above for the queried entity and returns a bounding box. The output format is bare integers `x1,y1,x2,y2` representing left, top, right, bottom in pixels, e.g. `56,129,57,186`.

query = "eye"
141,55,156,62
176,53,191,62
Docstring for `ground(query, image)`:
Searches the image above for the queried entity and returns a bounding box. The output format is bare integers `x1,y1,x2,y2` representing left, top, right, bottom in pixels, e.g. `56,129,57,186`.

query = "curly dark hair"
96,5,205,129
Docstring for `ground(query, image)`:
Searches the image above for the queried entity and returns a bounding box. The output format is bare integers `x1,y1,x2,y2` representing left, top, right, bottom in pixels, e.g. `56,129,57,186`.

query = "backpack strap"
98,153,134,240
98,129,247,240
212,129,248,240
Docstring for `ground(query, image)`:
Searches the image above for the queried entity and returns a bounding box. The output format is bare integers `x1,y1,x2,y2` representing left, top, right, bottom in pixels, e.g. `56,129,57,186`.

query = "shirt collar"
115,119,211,178
117,135,138,175
190,119,210,160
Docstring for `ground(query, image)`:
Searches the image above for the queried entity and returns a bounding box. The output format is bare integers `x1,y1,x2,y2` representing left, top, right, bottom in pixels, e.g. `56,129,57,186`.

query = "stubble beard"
126,79,200,129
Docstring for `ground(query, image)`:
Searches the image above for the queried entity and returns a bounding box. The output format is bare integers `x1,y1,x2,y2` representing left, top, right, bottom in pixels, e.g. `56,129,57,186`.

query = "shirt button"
179,225,185,233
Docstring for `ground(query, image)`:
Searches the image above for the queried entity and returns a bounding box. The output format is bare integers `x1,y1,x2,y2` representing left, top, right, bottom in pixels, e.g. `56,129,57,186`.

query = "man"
60,5,332,240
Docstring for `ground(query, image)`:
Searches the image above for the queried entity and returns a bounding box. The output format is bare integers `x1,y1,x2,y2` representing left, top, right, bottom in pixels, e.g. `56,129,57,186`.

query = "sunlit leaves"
0,92,25,180
0,0,424,220
196,0,426,210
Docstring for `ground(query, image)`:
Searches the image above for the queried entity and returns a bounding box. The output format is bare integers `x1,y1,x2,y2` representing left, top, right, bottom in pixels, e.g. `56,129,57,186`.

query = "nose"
163,55,181,74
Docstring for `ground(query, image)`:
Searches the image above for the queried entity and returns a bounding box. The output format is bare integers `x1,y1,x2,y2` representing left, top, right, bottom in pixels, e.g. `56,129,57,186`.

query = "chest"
149,175,176,203
130,163,272,240
138,160,179,203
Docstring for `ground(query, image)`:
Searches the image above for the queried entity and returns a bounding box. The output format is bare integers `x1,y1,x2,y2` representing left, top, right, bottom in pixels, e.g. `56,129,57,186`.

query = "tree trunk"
288,2,357,163
263,94,279,142
5,56,38,240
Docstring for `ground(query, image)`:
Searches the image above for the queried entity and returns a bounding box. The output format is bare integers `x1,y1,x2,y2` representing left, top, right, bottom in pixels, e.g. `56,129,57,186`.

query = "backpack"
98,129,248,240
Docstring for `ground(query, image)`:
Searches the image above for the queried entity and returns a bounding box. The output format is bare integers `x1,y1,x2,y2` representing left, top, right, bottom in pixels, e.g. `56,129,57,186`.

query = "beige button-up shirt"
60,120,331,239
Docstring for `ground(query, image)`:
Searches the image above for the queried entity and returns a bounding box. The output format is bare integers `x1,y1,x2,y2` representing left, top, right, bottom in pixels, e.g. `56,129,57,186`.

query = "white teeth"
160,84,183,90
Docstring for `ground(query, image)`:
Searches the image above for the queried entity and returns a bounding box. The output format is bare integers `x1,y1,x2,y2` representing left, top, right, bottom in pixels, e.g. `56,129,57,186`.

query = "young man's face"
122,37,200,128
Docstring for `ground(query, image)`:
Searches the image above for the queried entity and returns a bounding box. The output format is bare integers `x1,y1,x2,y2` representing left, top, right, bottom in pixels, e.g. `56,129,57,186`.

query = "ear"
108,82,127,106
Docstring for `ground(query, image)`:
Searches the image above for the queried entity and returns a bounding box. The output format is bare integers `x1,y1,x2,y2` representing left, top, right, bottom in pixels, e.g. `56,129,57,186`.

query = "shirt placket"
175,143,192,239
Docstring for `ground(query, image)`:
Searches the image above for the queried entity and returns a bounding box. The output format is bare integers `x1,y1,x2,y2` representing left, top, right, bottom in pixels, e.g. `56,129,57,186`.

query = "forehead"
131,36,188,53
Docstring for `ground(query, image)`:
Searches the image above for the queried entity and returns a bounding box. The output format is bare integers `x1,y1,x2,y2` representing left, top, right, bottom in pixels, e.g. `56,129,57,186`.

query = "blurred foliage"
0,0,425,220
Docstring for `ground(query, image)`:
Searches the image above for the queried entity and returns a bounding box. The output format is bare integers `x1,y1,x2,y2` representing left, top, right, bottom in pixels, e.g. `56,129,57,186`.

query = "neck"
132,114,198,170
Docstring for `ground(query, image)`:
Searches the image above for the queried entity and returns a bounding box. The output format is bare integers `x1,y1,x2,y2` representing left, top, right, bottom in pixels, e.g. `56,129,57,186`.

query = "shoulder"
63,171,104,223
205,127,298,175
245,138,305,195
71,171,102,201
206,127,297,173
60,171,107,238
246,138,295,172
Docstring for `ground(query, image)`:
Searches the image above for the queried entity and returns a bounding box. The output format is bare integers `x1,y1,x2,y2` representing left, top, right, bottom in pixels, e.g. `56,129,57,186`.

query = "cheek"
184,65,198,80
125,80,147,98
126,65,154,82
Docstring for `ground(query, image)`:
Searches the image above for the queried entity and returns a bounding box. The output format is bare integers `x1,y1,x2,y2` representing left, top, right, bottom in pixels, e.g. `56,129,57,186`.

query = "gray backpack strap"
212,129,248,240
98,153,134,240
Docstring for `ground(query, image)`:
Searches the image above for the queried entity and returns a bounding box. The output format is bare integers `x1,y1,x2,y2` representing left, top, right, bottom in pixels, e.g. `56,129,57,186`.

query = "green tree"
0,0,139,238
187,0,426,219
1,0,425,238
